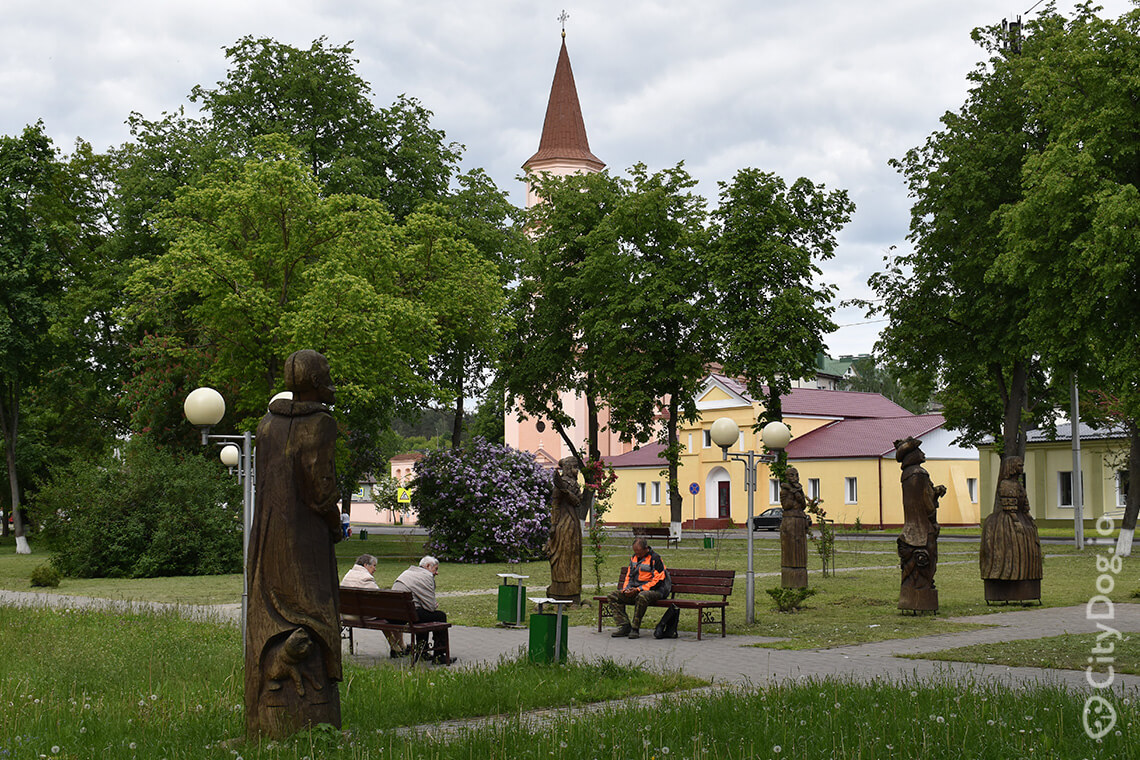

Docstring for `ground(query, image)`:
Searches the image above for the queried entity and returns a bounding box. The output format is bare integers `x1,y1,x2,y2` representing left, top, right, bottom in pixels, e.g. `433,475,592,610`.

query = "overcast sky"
4,0,1135,358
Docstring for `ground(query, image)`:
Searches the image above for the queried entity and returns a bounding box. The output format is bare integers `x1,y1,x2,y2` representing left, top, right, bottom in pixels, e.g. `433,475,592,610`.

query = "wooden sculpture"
980,455,1043,602
895,437,942,612
779,466,809,588
545,456,585,602
245,350,343,738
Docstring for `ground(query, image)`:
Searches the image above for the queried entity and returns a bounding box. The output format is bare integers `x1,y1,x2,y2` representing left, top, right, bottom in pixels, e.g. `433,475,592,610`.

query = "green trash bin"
359,528,368,540
528,612,568,664
703,534,714,549
497,583,526,625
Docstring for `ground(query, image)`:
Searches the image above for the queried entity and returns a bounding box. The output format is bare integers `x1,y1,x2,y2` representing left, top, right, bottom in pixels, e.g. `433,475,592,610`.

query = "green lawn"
907,632,1140,675
3,533,1135,649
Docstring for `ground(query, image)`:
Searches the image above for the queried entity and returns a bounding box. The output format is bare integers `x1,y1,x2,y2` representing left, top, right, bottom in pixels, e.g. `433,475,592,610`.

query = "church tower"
522,29,605,208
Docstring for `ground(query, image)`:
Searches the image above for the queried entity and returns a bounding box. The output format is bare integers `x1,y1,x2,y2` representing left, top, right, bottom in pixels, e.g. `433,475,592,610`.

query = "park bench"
594,567,735,640
339,587,452,664
631,525,681,548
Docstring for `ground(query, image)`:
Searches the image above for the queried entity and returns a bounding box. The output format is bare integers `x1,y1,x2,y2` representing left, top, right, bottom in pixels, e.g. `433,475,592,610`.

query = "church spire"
523,31,605,175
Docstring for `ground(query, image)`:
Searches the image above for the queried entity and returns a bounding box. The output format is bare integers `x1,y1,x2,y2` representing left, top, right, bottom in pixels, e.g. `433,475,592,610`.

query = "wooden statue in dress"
779,466,809,588
245,350,343,738
545,456,585,602
895,437,944,612
979,455,1043,602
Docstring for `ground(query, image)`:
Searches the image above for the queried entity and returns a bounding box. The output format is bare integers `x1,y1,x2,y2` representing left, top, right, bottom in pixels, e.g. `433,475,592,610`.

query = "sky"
4,0,1136,358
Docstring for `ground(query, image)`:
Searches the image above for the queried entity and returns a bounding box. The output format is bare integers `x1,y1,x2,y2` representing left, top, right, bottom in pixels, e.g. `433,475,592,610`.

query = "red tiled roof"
784,414,946,459
523,38,605,171
707,373,912,419
605,442,667,469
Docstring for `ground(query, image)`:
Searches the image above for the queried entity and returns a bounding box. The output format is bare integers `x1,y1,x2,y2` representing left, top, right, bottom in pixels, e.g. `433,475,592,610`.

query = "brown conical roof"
523,38,605,172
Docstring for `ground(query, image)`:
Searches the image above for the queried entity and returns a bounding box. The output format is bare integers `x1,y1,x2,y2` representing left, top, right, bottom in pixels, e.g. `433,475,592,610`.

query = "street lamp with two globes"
709,417,792,624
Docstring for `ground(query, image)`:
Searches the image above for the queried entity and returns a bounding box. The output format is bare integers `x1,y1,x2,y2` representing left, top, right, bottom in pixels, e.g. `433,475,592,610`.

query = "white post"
1071,374,1084,549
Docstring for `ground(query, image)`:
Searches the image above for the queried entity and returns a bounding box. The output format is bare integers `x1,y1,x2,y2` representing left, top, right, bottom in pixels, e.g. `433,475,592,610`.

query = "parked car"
751,507,783,531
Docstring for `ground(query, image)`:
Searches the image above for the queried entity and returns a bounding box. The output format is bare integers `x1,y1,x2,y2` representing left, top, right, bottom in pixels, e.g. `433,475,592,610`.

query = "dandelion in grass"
773,746,782,754
51,747,60,754
129,742,137,750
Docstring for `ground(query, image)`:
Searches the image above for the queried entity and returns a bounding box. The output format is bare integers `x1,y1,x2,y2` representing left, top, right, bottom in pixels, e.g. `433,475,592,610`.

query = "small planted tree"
411,438,551,563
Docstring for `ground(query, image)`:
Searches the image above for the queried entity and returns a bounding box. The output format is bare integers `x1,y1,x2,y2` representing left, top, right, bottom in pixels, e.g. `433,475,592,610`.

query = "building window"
808,478,820,501
769,479,780,505
967,478,978,503
651,481,661,505
1059,471,1074,508
637,482,647,505
845,477,858,504
703,429,711,448
1117,470,1130,508
687,433,693,453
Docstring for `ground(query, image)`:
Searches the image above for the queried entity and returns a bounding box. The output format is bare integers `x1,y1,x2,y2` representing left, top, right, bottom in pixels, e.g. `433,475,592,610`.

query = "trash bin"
703,534,714,549
359,528,368,540
497,583,526,625
528,612,568,664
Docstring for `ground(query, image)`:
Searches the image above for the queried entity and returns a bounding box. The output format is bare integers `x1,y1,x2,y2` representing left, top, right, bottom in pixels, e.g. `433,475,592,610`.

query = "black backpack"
653,605,680,639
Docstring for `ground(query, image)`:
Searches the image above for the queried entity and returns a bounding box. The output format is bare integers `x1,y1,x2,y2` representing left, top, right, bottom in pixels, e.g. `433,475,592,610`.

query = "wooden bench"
339,587,452,664
593,567,735,640
632,525,681,548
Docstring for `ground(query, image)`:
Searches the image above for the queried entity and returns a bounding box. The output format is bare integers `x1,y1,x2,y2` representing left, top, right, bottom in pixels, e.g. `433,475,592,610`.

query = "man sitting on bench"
341,554,408,658
607,539,671,639
393,556,456,665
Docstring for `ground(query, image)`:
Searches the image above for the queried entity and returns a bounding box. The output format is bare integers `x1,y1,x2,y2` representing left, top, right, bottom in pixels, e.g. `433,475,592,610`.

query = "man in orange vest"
606,538,671,638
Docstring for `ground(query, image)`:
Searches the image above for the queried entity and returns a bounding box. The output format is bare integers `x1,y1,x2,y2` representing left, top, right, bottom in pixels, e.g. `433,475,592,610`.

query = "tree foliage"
710,168,852,431
32,438,243,578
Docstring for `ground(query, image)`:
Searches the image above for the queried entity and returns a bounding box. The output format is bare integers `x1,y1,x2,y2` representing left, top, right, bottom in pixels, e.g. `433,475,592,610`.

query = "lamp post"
710,417,792,624
184,387,256,650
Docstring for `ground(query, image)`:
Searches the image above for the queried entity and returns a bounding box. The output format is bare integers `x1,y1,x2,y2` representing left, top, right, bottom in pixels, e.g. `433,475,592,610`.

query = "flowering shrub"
411,437,552,563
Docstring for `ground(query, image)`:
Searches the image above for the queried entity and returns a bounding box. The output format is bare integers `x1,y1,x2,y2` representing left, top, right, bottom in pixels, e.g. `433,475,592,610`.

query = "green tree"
991,6,1140,553
190,36,461,220
841,356,931,414
123,135,435,432
0,123,71,553
866,22,1058,460
710,168,853,444
504,170,625,466
592,163,714,531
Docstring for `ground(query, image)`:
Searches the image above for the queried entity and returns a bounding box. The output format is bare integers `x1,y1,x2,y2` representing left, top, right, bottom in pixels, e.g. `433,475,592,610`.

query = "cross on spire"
559,10,569,38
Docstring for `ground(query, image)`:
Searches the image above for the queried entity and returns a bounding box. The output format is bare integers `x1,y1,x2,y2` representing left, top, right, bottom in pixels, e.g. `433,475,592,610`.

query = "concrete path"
4,588,1137,696
346,602,1140,696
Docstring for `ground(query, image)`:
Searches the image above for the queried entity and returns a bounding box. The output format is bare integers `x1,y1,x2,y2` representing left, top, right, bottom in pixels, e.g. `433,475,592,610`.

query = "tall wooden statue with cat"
245,350,343,738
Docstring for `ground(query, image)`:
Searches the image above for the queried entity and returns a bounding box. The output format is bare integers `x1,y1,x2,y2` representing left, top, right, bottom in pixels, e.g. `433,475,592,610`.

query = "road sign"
689,482,700,495
397,488,412,504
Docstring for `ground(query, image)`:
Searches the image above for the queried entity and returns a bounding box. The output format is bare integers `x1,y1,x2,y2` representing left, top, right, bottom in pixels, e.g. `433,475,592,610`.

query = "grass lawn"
907,632,1140,675
2,600,1135,759
0,604,704,759
3,534,1136,650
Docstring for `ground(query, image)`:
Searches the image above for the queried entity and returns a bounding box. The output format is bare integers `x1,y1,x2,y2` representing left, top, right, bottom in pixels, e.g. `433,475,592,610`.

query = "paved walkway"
346,602,1140,696
4,589,1137,697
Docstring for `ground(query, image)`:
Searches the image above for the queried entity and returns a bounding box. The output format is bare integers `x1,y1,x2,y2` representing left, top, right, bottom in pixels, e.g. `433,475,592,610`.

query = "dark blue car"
751,507,783,531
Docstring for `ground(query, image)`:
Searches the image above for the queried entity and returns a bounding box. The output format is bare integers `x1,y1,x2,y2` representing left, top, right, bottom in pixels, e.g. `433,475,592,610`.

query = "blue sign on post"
689,483,700,495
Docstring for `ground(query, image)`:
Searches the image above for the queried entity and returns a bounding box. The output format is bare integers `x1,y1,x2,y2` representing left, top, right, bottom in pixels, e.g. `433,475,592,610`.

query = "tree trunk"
1116,420,1139,557
451,369,465,449
666,395,682,538
1001,360,1028,460
0,387,30,554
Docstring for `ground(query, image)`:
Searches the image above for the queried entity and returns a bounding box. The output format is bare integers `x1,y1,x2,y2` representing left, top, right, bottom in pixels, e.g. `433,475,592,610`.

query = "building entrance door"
717,482,730,519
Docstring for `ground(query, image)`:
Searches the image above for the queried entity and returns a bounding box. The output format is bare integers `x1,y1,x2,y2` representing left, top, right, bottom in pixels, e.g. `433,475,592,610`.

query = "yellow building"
604,373,980,529
978,423,1129,529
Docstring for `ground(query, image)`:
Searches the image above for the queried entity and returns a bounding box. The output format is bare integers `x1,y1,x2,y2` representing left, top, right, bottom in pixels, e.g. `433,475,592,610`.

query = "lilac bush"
411,437,552,563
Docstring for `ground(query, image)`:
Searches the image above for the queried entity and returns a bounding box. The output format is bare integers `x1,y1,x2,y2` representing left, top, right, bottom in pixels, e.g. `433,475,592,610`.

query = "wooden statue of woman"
895,437,942,612
779,466,809,588
980,455,1043,602
245,350,343,738
545,456,584,602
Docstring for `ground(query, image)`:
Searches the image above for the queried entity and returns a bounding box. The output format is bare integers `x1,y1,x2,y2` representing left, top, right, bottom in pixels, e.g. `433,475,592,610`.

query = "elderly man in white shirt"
341,554,407,657
392,555,454,665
